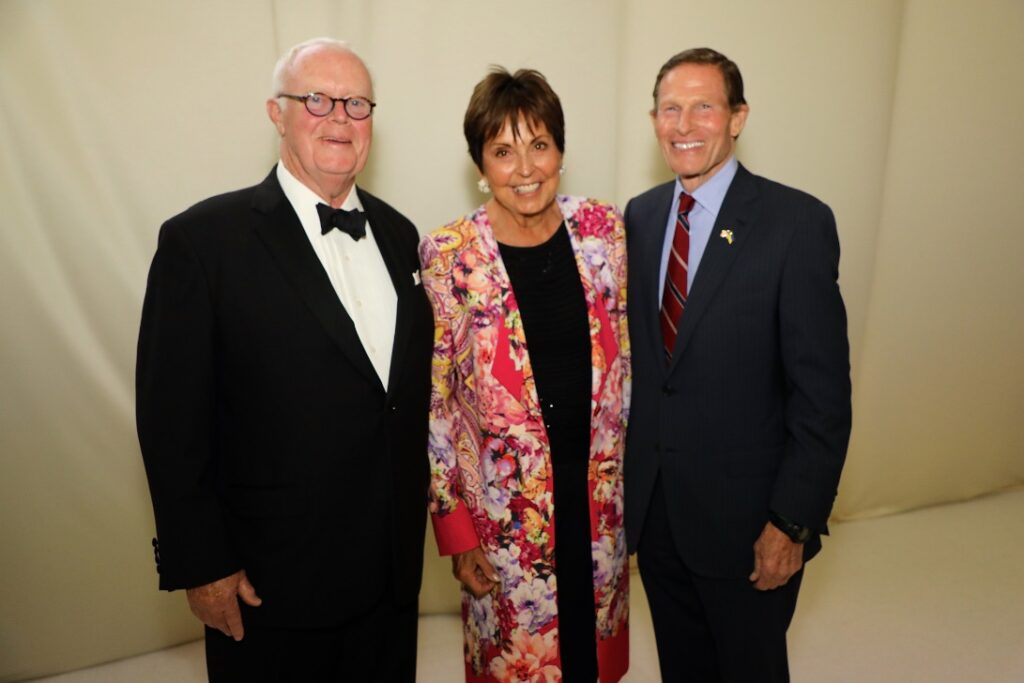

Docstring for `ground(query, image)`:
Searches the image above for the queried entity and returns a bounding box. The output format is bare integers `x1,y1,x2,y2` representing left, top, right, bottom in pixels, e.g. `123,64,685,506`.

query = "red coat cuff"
431,504,480,556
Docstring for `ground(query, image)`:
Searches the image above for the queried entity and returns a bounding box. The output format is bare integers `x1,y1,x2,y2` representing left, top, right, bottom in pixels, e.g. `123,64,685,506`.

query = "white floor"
32,489,1024,682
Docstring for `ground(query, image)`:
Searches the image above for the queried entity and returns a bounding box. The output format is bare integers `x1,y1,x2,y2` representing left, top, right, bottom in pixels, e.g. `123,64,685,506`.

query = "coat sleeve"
136,221,240,590
771,200,852,532
418,233,481,556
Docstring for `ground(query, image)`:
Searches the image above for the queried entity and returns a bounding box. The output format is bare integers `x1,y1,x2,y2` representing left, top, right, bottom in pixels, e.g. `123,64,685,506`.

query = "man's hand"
452,547,500,598
749,522,804,591
185,570,262,641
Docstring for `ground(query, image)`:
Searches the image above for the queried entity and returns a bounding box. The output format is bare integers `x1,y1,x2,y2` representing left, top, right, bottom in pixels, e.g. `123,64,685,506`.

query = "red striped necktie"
660,192,696,362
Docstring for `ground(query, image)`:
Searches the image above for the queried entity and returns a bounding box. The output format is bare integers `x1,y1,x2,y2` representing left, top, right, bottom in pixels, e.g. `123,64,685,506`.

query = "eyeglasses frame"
277,92,377,120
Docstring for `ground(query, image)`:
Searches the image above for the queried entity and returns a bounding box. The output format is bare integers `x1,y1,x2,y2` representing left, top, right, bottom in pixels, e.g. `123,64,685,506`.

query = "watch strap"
769,511,812,544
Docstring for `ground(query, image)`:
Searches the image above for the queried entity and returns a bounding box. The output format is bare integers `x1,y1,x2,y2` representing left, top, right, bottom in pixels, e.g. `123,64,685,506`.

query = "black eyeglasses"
277,92,376,120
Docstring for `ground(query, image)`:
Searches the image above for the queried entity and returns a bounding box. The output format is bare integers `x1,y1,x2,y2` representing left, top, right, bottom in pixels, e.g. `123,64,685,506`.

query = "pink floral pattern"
419,196,631,683
490,630,561,683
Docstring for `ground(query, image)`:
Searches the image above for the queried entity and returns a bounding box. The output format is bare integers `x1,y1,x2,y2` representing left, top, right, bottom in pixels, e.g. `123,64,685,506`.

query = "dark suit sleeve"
136,221,239,590
770,201,852,532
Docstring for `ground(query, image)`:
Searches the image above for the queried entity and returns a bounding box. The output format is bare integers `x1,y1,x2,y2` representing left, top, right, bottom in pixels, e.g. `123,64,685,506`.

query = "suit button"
662,386,675,396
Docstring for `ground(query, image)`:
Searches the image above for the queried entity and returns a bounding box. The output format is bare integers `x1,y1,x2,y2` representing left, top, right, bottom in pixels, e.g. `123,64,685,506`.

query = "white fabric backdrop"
1,0,1022,678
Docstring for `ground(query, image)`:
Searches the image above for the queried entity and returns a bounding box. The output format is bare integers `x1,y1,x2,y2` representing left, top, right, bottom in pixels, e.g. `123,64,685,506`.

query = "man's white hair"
270,37,370,97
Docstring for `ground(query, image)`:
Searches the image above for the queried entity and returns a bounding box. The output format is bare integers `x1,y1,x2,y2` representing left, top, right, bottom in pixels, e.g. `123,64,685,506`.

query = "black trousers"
637,477,802,683
204,589,418,682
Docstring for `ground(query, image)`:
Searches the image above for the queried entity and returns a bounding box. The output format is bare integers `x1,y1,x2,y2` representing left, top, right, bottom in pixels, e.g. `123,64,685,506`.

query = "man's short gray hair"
271,37,367,97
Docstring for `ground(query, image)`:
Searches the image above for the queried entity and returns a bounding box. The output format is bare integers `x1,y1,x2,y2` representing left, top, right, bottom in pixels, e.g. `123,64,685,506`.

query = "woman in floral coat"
418,68,630,683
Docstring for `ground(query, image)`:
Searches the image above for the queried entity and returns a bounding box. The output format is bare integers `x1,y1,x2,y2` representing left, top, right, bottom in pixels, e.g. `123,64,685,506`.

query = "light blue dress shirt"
658,156,739,297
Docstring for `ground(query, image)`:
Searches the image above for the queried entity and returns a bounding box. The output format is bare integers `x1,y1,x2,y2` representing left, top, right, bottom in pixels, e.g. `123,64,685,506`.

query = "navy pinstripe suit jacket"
624,164,852,578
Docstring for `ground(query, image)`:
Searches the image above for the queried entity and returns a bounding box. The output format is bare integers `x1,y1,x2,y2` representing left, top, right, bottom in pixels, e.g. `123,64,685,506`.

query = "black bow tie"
316,203,366,240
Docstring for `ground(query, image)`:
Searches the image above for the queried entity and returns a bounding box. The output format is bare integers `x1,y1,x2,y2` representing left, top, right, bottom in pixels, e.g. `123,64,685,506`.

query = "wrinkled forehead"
286,46,373,96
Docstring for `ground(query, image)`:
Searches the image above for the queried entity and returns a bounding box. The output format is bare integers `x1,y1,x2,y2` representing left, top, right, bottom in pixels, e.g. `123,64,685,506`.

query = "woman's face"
480,117,562,226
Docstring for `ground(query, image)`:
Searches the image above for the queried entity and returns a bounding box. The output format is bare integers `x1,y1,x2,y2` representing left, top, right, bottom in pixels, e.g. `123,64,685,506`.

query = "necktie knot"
678,192,695,216
316,202,366,240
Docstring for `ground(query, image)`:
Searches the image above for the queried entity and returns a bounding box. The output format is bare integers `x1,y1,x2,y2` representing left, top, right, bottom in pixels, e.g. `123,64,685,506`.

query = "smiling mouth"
322,136,351,144
673,141,704,150
513,182,541,194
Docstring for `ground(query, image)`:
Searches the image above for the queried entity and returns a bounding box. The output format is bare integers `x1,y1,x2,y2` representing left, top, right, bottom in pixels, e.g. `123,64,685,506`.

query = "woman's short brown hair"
464,67,565,171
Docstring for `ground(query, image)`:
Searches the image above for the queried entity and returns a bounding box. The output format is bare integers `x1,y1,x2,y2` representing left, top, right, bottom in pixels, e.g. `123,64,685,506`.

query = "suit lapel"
636,182,676,363
669,165,759,370
250,169,381,389
358,188,414,398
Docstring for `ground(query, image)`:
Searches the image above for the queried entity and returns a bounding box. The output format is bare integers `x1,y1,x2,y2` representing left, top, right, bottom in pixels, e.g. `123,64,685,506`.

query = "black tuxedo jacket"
624,164,851,578
136,168,432,627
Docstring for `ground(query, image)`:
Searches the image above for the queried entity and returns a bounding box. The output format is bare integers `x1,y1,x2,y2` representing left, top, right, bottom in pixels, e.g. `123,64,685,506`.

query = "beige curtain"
1,0,1022,678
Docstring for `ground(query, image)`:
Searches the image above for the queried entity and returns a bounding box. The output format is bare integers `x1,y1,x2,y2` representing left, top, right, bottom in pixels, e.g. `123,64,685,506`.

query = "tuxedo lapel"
358,188,415,399
668,165,759,370
250,170,381,389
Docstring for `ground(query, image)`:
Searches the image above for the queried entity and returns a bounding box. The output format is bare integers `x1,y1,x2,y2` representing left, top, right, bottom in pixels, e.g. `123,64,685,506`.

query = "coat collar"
469,196,611,414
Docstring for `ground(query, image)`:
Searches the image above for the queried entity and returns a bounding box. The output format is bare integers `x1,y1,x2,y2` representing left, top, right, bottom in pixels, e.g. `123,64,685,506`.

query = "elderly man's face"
652,63,748,193
268,47,373,202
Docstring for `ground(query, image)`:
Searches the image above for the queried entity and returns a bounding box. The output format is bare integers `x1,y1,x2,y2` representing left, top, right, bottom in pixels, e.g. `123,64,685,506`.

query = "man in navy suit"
624,48,852,681
136,38,432,681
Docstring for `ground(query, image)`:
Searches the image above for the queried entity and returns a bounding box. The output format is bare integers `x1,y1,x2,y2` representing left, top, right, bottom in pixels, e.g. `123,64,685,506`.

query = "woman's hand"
452,547,500,598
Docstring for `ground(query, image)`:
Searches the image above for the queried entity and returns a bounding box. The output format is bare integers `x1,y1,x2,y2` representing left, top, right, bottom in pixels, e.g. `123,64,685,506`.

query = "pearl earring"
559,166,566,175
477,178,491,193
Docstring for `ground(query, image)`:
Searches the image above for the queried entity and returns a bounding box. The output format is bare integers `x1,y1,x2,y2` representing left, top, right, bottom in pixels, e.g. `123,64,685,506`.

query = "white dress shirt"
276,162,397,389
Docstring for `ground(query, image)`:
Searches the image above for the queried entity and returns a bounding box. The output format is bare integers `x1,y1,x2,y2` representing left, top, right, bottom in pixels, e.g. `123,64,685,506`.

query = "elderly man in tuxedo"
624,47,852,682
136,37,432,681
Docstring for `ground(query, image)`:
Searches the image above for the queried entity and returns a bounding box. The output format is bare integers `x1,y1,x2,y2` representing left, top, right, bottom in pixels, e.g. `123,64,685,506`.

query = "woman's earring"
477,178,491,193
559,166,566,175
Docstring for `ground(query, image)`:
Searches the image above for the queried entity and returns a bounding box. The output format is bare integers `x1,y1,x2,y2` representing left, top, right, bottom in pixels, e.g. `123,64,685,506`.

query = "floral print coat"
418,196,631,683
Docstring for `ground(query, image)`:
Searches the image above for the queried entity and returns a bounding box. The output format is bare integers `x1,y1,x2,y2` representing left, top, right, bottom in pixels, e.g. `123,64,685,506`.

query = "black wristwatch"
768,511,812,544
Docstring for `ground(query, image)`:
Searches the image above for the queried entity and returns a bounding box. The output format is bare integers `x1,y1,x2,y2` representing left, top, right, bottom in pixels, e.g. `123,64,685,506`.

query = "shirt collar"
674,155,738,217
276,161,364,215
